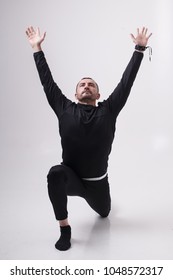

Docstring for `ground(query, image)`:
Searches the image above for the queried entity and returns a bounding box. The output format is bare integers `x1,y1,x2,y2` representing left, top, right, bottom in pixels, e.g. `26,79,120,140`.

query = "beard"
80,90,93,101
76,89,99,105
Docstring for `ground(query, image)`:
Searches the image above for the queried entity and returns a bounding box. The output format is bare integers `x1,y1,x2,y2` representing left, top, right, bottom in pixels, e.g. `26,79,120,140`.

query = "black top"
34,51,143,178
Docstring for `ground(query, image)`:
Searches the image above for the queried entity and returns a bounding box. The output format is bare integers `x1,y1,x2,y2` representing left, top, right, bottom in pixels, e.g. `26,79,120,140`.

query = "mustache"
82,89,92,94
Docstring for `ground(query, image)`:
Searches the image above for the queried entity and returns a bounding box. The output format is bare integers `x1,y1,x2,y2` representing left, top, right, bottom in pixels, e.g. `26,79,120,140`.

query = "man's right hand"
26,26,46,52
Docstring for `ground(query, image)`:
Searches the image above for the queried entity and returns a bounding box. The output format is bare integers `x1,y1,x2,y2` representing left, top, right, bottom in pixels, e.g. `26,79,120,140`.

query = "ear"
96,93,101,100
75,93,78,100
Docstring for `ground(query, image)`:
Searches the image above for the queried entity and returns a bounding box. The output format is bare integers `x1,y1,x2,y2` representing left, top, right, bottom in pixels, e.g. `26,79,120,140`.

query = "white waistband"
82,172,107,181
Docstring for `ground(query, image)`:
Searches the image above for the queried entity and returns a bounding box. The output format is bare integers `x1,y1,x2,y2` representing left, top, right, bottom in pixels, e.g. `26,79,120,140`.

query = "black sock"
55,225,71,251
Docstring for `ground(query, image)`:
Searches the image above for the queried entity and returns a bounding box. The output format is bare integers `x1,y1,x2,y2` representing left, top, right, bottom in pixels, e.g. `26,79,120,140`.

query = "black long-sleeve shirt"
34,51,143,178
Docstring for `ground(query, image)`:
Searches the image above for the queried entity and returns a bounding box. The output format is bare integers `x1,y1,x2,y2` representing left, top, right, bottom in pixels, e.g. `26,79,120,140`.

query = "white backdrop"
0,0,173,260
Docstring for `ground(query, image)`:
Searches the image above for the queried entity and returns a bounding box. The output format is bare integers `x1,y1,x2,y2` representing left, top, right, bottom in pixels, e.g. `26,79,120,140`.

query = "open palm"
131,27,152,46
26,26,46,48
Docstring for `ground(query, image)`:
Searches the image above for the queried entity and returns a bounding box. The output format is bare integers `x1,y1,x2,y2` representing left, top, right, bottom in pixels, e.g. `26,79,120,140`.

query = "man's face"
75,78,100,106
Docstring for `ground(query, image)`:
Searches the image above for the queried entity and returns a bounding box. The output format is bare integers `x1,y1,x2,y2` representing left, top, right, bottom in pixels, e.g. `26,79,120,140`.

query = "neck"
78,100,96,106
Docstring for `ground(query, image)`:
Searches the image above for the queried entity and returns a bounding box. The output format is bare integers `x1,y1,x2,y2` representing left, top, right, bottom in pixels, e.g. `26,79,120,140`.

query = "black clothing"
55,225,71,251
47,164,111,220
34,50,143,220
34,51,143,178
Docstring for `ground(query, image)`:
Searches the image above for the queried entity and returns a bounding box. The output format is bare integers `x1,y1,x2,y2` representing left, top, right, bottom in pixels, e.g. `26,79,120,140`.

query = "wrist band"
135,45,147,51
135,45,152,61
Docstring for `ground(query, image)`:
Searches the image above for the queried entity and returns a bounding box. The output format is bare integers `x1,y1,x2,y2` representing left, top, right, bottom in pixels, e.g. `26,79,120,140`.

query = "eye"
79,83,85,87
89,83,95,87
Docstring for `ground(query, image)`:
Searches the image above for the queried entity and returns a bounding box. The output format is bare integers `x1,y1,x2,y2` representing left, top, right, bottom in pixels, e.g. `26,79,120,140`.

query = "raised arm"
25,26,71,118
107,27,152,118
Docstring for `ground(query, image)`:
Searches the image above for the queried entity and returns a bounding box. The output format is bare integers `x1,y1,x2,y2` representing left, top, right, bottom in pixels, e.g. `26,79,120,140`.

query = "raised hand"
26,26,46,51
130,27,152,47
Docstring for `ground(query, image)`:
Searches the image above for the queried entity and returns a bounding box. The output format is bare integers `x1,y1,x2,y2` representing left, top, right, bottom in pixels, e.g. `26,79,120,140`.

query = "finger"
137,28,140,35
41,31,46,41
29,26,34,33
130,34,136,43
27,26,34,34
26,27,31,37
146,32,152,39
130,33,135,40
142,26,146,34
144,28,148,35
26,27,31,34
31,26,35,33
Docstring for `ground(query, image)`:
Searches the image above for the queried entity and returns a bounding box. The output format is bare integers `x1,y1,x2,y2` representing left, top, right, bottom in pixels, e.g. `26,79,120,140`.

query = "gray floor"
1,161,173,260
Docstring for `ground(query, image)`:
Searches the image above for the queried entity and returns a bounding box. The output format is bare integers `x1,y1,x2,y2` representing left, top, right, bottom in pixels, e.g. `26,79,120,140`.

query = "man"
26,26,152,251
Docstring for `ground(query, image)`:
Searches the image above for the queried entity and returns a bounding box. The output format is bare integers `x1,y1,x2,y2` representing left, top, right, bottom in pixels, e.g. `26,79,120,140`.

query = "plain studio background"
0,0,173,260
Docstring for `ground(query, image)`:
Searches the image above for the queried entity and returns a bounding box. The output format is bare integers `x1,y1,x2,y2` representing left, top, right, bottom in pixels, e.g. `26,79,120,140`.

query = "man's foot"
55,225,71,251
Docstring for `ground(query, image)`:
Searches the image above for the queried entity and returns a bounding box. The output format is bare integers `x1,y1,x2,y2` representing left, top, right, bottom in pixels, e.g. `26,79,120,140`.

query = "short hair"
76,77,99,92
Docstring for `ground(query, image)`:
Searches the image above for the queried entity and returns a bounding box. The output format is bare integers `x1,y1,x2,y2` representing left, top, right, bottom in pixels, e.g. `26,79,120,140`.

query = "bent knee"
100,209,110,218
99,205,111,218
47,165,66,184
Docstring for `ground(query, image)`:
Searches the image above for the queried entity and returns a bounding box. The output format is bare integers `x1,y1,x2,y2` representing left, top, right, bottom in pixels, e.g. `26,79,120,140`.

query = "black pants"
47,164,111,220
